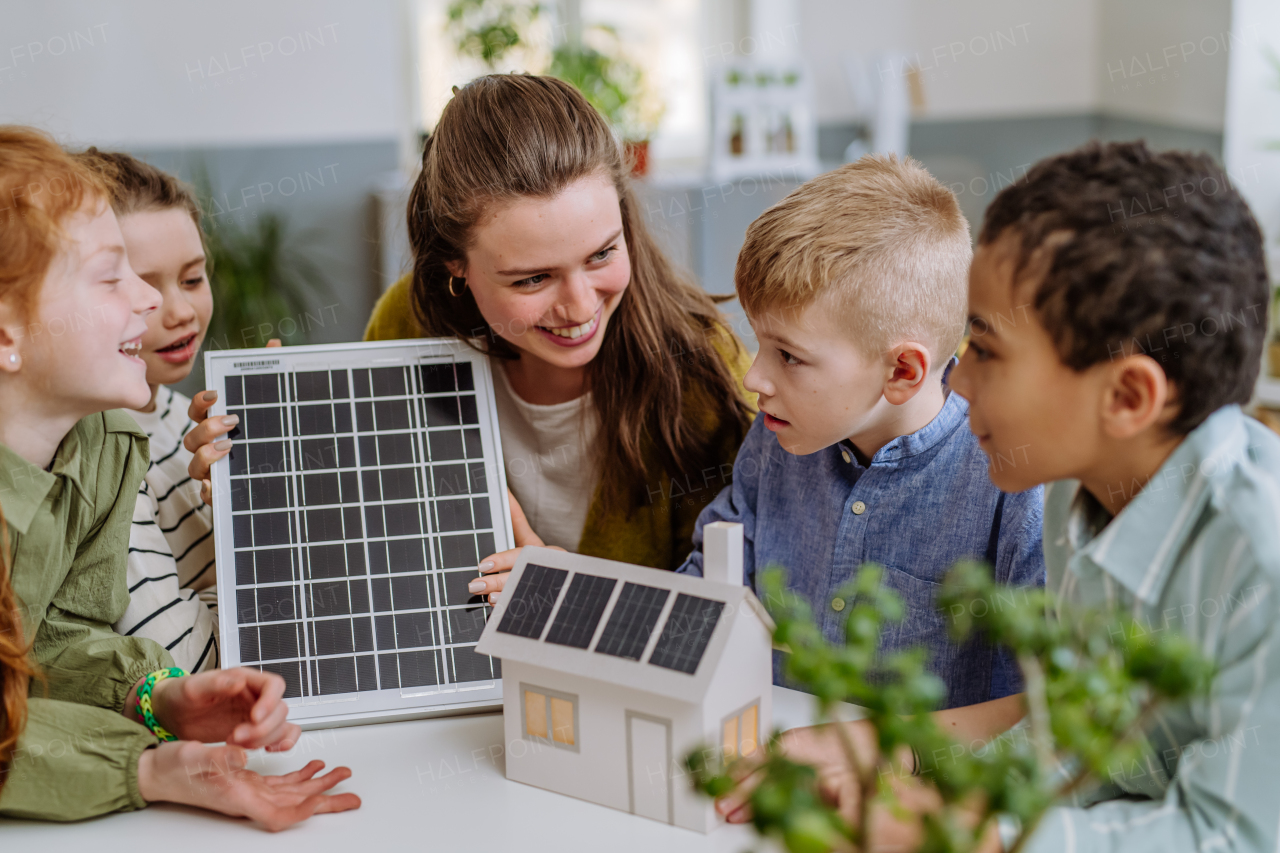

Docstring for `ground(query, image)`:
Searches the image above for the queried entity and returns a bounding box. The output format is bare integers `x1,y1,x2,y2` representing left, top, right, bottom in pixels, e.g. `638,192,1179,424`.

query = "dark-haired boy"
946,140,1280,853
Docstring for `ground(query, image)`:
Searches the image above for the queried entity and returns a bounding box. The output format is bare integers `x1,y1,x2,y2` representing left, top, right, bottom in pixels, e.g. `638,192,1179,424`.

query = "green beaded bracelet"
136,667,187,741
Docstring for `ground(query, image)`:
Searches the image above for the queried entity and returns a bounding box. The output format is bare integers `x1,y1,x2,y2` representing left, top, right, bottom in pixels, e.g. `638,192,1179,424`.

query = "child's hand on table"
185,339,281,506
715,721,873,825
469,490,563,604
715,721,1002,853
137,742,360,831
126,667,300,751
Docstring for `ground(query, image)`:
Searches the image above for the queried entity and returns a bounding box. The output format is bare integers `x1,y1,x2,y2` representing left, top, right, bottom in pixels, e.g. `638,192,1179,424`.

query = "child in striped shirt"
77,150,220,672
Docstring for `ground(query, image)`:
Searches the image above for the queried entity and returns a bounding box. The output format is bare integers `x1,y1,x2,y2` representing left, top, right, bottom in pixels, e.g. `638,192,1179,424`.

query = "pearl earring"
7,354,16,365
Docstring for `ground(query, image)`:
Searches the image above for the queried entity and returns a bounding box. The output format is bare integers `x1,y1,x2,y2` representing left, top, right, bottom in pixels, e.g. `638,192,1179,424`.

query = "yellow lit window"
722,702,759,759
550,696,575,746
521,684,579,750
722,715,739,758
525,689,548,739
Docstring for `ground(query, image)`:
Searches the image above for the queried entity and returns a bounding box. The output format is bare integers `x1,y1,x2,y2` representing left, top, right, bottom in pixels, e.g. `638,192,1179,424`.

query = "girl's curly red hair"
0,125,114,316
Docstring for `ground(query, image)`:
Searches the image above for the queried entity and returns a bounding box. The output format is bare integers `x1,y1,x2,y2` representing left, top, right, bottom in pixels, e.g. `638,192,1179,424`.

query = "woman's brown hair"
407,74,752,515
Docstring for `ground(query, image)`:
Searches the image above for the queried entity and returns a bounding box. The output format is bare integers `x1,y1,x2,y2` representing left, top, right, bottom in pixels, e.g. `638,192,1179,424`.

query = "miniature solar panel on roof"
594,582,669,661
544,573,616,649
208,341,511,725
496,563,567,639
648,593,724,675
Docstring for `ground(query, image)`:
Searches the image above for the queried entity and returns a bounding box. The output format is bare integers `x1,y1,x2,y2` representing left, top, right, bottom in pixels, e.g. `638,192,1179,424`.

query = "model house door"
626,712,672,824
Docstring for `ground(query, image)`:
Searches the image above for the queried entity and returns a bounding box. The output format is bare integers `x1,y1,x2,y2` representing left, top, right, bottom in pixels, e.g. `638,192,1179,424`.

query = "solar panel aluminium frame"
205,339,513,727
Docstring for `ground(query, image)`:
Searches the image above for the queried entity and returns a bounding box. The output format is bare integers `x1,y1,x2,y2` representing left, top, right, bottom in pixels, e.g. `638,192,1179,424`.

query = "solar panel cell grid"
544,574,617,649
217,351,504,705
648,594,725,675
594,582,670,661
496,563,567,639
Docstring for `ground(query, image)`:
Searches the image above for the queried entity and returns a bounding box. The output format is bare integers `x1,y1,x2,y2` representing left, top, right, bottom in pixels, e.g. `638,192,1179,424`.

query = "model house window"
522,684,579,749
722,701,759,758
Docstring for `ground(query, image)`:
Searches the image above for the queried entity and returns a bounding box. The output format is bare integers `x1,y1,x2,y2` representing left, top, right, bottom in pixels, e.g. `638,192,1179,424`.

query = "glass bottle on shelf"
729,112,745,156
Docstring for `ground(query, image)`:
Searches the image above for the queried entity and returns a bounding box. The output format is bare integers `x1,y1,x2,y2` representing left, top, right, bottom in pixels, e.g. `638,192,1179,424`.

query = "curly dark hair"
979,140,1270,435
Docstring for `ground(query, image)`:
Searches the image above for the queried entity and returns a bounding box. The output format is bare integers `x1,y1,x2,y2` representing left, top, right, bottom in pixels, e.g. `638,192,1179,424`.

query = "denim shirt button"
831,597,846,612
851,500,866,515
841,450,852,463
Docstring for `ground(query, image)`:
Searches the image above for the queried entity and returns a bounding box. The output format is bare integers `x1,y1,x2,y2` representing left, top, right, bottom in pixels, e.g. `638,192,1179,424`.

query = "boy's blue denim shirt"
677,383,1046,709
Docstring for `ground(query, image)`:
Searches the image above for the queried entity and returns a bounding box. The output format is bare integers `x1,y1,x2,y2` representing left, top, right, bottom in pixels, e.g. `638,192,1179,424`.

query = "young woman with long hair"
185,74,754,593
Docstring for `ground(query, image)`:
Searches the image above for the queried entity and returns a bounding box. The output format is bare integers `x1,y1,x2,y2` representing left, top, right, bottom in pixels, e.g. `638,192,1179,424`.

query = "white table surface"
1,686,864,852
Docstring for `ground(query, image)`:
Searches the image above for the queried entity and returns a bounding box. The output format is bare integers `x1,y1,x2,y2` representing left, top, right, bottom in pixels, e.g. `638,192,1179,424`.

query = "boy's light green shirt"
1021,404,1280,853
0,410,172,820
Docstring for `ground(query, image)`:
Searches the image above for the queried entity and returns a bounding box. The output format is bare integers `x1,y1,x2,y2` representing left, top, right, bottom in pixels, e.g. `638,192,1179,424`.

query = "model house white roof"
475,545,774,703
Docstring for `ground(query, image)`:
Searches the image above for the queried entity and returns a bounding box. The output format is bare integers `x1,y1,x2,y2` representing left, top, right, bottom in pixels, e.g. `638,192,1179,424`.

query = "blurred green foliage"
446,0,542,70
686,562,1214,853
192,167,329,353
444,0,661,140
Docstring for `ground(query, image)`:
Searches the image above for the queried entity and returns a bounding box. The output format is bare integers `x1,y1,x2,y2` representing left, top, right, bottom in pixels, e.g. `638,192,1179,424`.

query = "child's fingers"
308,791,362,815
282,765,353,797
240,668,287,721
188,441,230,486
183,413,239,455
232,700,291,749
187,390,217,422
266,339,282,347
715,764,764,818
263,760,326,787
271,723,302,752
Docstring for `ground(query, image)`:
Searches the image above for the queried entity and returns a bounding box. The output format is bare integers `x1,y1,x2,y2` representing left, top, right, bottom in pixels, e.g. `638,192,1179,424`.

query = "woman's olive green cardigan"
364,275,754,571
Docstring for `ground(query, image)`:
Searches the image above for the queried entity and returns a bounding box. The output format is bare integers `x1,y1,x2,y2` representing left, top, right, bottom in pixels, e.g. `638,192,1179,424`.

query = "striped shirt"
114,386,219,672
1020,404,1280,853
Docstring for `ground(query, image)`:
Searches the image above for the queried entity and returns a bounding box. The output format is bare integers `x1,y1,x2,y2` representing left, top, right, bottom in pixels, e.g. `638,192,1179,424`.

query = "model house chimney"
703,521,744,586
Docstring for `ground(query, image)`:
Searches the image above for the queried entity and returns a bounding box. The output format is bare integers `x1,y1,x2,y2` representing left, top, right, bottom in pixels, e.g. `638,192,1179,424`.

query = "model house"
475,522,774,832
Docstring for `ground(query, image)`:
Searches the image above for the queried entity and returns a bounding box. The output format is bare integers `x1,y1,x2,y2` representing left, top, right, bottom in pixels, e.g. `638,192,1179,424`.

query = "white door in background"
627,713,672,824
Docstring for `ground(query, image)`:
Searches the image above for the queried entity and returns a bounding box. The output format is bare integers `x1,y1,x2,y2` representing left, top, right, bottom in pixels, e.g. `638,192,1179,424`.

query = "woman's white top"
491,360,599,552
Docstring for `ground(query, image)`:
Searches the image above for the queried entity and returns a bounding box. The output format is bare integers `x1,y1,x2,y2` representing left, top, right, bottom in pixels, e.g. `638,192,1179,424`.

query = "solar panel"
496,563,567,639
648,594,725,675
594,582,669,661
544,573,617,649
207,340,512,725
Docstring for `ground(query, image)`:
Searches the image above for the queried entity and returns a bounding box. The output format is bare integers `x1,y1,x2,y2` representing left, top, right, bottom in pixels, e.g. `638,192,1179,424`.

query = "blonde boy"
679,155,1045,715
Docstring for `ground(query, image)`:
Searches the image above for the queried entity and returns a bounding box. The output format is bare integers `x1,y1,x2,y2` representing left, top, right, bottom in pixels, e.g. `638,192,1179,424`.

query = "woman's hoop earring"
448,276,466,297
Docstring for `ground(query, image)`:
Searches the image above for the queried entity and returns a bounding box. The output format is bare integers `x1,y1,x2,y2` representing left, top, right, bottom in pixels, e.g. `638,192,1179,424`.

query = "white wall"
0,0,412,150
798,0,1098,124
1097,0,1232,131
795,0,1231,130
1223,0,1280,276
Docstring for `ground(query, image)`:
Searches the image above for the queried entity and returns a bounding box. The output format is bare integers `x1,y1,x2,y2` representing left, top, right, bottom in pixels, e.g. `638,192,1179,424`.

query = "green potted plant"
445,0,543,70
546,29,662,175
686,563,1214,853
446,0,663,175
190,166,330,371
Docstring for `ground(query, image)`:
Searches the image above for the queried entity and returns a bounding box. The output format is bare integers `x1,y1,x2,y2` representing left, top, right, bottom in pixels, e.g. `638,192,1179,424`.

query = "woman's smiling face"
446,172,631,372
